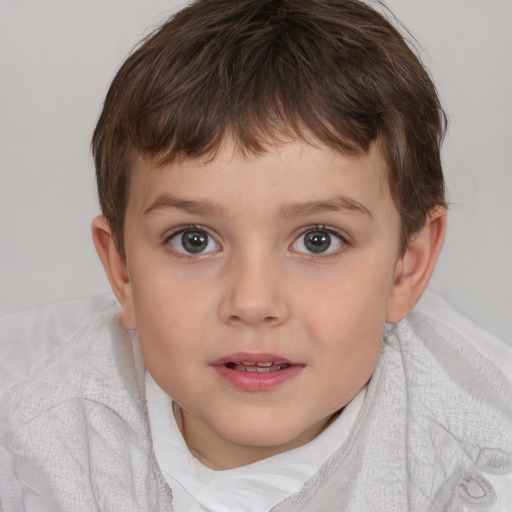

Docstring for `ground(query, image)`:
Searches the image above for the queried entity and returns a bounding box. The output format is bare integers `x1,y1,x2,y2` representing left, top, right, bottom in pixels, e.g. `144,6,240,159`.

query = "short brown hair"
92,0,446,254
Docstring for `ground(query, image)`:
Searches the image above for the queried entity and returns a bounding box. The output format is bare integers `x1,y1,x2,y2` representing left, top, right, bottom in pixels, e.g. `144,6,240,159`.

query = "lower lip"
212,364,303,391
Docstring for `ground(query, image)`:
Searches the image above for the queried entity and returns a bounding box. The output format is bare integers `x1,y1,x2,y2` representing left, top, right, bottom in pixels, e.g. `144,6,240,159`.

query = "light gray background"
1,1,511,343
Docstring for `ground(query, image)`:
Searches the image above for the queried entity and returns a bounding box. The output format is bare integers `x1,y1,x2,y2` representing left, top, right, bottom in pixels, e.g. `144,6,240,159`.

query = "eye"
170,228,219,255
292,227,345,255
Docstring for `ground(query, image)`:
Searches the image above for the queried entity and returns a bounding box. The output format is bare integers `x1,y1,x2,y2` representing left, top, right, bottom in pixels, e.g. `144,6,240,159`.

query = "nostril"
225,314,280,326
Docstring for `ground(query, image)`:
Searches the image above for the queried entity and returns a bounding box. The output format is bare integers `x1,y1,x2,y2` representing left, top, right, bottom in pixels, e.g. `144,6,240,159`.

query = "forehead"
126,138,392,219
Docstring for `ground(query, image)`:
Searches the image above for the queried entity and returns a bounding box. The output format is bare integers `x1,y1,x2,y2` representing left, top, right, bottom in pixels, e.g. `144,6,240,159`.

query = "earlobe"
91,216,137,329
386,207,447,323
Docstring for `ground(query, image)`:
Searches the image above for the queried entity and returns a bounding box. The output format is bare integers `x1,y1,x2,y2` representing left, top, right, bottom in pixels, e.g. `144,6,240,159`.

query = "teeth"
247,366,266,373
240,361,273,367
229,362,290,372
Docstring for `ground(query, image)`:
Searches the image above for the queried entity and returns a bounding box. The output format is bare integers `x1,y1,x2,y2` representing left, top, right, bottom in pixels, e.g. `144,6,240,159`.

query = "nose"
217,251,291,328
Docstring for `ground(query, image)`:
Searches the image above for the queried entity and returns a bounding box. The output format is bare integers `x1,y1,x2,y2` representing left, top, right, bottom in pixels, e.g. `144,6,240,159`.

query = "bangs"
115,1,386,165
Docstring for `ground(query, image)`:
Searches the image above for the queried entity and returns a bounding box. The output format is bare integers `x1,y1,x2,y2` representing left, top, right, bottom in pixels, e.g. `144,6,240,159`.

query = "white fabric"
146,371,365,512
0,291,511,511
0,304,173,511
0,294,116,396
417,289,512,379
415,291,512,511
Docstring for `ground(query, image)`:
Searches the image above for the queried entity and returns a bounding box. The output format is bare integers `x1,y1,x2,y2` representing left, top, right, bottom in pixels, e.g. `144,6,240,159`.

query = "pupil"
182,230,208,253
305,231,331,253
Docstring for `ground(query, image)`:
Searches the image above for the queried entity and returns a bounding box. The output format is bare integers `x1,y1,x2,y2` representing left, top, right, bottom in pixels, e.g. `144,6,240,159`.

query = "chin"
215,415,319,450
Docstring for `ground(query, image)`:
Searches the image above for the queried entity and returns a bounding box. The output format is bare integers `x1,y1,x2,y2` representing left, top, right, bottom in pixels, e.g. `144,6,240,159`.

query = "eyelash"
163,224,350,260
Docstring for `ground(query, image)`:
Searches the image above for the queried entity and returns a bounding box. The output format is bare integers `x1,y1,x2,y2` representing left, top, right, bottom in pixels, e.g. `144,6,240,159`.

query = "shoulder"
412,289,512,381
387,290,512,430
0,294,117,395
386,290,512,391
0,301,145,428
384,290,512,510
0,304,164,510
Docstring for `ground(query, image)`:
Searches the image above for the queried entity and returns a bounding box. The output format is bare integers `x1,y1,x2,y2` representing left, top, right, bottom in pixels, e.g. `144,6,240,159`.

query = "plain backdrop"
1,1,511,343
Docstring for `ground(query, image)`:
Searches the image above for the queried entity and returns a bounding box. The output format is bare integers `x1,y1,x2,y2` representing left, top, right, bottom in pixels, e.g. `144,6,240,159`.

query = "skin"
93,138,446,470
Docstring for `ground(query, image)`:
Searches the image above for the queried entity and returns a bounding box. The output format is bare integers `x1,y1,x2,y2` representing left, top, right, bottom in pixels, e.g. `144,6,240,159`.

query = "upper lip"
211,352,297,366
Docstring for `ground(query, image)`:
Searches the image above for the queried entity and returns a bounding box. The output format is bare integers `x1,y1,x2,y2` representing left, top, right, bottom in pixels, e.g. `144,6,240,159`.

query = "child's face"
122,139,403,468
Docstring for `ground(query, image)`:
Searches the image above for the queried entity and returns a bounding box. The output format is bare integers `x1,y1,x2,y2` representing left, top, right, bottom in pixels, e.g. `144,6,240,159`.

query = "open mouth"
224,361,292,373
213,355,302,390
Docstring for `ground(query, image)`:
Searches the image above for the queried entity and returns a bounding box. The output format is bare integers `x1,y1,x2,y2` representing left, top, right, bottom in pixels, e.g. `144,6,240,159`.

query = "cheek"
132,261,217,321
127,251,224,366
297,263,392,355
134,293,210,397
130,283,200,361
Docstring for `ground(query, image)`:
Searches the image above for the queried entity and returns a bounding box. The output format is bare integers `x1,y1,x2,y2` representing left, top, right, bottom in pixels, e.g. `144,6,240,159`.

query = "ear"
386,207,447,323
91,216,137,329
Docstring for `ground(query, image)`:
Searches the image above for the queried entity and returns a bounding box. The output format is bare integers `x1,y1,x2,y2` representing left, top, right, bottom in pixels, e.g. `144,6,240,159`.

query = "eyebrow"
278,196,373,219
144,195,227,217
143,194,372,219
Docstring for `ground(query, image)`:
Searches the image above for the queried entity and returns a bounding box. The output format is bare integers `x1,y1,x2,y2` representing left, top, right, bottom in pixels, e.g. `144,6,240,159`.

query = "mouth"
224,361,292,373
211,353,302,391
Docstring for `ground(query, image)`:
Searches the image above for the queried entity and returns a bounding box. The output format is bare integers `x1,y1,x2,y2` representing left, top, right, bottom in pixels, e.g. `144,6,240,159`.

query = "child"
1,0,511,510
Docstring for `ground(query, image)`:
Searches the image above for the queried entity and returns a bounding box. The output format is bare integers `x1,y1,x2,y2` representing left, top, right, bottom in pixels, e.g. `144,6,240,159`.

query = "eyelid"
295,224,348,242
165,223,217,238
166,223,204,236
